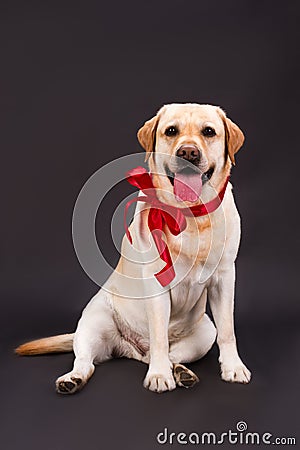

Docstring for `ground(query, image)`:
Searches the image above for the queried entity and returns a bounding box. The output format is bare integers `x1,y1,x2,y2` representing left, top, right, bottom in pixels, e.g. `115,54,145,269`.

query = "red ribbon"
124,166,229,287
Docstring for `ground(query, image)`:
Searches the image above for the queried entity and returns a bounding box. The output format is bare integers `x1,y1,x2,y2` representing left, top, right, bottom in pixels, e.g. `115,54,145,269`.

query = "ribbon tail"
124,195,150,245
151,229,176,287
124,198,135,244
154,264,176,288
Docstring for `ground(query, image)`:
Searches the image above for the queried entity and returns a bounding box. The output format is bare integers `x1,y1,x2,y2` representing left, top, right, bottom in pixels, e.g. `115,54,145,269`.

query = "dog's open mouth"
165,165,214,203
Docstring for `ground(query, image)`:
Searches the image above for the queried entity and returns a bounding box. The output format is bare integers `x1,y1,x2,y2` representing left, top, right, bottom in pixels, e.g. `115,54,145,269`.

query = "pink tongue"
174,172,202,202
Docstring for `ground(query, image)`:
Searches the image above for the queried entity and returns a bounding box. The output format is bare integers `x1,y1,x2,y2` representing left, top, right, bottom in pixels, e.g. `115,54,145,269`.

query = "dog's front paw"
220,360,251,384
143,369,176,393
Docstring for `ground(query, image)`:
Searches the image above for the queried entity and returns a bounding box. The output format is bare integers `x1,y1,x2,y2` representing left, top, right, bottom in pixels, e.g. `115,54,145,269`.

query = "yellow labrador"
16,103,251,393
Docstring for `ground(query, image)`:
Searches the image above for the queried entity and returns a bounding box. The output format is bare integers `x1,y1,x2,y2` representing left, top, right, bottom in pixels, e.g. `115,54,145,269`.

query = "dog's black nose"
176,145,200,164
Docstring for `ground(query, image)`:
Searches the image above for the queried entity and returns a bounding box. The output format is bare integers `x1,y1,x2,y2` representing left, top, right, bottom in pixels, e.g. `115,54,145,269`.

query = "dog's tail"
15,333,74,356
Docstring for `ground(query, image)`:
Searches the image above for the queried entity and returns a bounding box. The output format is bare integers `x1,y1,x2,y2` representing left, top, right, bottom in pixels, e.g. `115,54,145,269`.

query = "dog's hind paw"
56,374,83,394
173,363,199,388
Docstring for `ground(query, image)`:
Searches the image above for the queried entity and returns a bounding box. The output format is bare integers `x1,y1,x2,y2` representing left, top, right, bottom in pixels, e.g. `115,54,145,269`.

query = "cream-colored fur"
16,103,251,394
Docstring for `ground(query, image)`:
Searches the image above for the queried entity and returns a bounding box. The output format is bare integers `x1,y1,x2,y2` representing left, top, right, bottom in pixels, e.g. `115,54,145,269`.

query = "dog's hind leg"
169,314,216,388
169,313,216,364
56,293,117,394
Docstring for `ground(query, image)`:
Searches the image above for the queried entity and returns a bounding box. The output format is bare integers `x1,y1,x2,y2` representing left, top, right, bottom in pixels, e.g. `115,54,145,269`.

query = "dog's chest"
169,274,207,316
166,211,227,306
165,214,219,265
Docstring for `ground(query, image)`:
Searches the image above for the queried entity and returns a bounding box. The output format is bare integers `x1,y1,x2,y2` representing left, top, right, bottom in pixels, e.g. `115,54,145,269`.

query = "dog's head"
137,103,244,206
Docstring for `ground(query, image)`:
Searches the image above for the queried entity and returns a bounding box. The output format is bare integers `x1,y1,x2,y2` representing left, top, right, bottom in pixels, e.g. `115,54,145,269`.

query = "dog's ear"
217,108,245,165
137,115,159,162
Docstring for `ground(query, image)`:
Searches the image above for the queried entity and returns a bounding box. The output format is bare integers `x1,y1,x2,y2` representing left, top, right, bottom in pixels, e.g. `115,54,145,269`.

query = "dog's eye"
165,126,178,137
202,127,216,137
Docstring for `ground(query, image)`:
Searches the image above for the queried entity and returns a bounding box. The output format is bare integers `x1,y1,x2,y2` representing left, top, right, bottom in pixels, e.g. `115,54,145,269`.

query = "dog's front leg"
209,264,251,384
143,292,176,393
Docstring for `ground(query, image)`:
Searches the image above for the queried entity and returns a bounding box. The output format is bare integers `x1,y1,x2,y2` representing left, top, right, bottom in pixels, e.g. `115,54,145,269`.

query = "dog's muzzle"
166,143,214,186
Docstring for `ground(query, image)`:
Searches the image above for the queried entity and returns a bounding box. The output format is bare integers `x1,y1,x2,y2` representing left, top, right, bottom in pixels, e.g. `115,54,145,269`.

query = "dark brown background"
1,1,299,449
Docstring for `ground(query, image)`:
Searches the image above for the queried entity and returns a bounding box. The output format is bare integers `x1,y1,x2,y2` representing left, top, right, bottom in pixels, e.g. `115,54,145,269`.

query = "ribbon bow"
124,166,229,287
